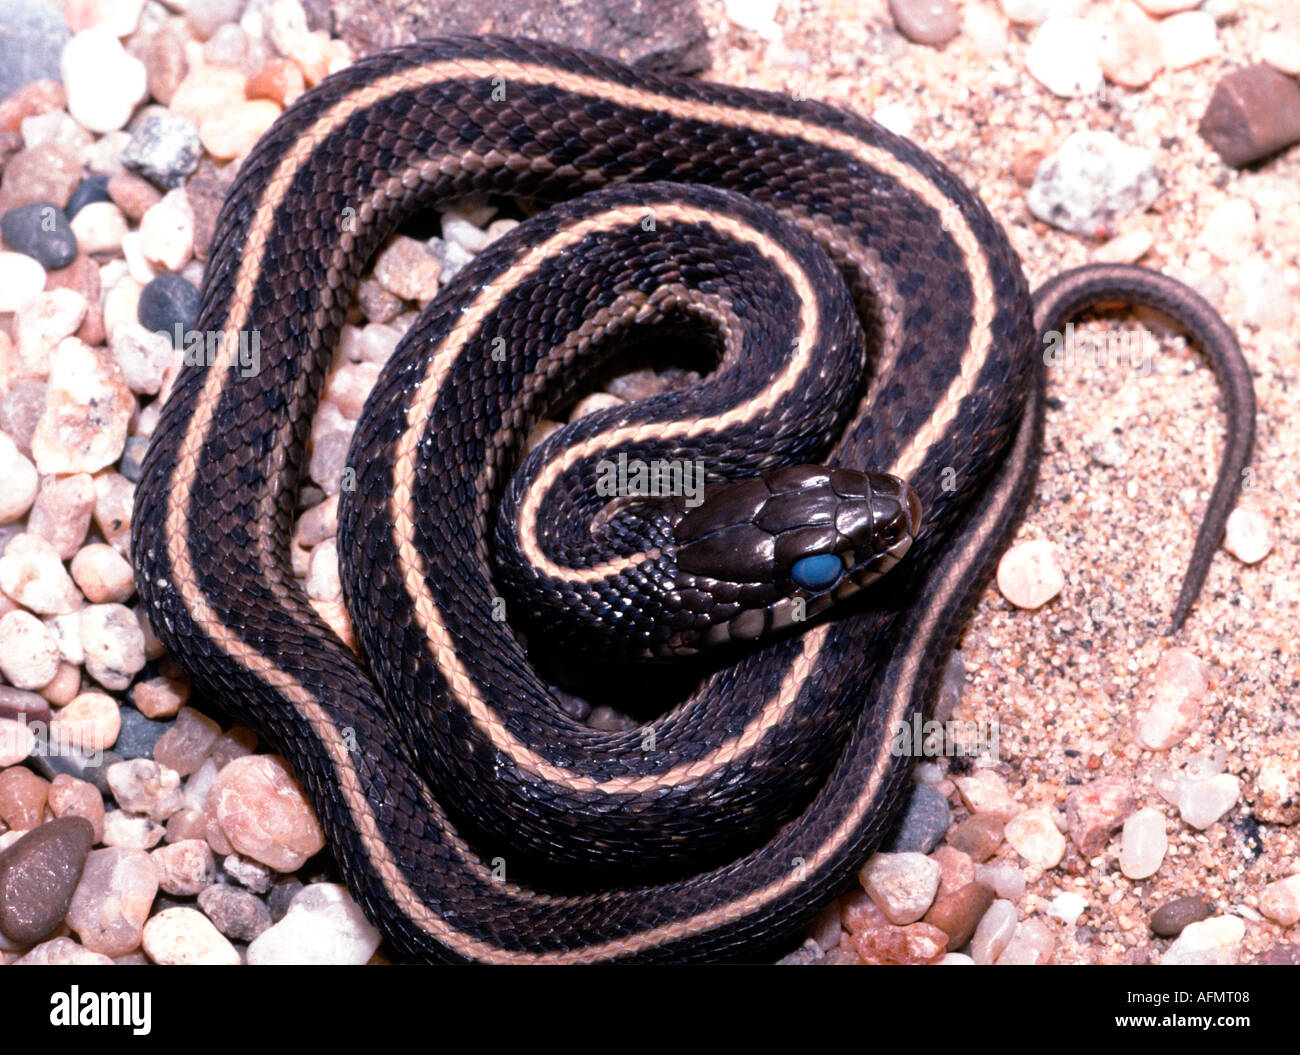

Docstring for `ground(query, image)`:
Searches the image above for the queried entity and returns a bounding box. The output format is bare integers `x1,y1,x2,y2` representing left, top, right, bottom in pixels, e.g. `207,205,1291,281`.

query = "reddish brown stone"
0,767,50,830
852,921,949,964
924,881,995,950
1066,776,1136,857
1199,65,1300,167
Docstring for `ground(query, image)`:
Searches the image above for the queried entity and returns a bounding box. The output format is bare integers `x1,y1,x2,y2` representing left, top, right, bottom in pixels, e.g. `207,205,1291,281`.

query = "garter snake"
131,36,1256,962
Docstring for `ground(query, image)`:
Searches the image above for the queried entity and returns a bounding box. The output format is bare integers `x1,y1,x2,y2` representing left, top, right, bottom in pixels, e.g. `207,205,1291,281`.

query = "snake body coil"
132,37,1255,962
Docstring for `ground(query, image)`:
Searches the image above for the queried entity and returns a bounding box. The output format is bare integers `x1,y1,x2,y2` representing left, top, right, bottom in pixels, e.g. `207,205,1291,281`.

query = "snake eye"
791,553,844,591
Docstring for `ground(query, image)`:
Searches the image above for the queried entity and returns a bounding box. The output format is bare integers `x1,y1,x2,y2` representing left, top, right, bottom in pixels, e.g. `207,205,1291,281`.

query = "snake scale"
131,36,1255,962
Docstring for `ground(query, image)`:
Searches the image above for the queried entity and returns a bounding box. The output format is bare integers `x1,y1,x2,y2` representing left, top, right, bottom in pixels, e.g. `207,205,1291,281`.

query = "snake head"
670,465,923,649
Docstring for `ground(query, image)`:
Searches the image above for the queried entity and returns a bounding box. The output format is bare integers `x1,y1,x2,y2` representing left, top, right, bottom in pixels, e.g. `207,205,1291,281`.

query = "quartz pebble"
30,339,134,475
0,251,46,311
151,839,216,895
1119,807,1168,879
1235,259,1293,330
1157,11,1217,69
50,691,122,754
0,533,83,614
1258,874,1300,927
222,851,274,893
66,845,158,956
61,28,147,133
0,719,37,767
0,434,38,523
372,235,442,302
924,881,995,950
970,898,1018,964
953,771,1020,821
138,190,195,272
102,809,165,849
132,676,188,720
0,816,94,944
246,882,381,964
1134,649,1207,750
859,852,942,924
1047,891,1088,925
887,0,960,46
948,814,1006,862
1203,199,1257,263
80,603,146,690
1004,808,1066,869
142,905,240,965
198,882,272,942
1026,18,1104,98
15,289,89,376
47,774,105,842
28,472,96,559
0,767,49,829
153,706,221,776
0,610,61,689
199,99,281,160
210,755,325,871
1098,3,1162,88
1161,915,1244,965
70,543,135,603
1178,773,1240,830
996,919,1055,964
107,758,185,822
1066,776,1136,856
995,539,1064,611
1150,896,1213,937
852,921,949,964
975,863,1026,901
14,936,114,965
1254,757,1300,825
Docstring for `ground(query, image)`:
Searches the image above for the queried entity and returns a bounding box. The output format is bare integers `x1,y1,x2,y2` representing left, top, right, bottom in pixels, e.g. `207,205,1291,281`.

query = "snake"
131,36,1256,962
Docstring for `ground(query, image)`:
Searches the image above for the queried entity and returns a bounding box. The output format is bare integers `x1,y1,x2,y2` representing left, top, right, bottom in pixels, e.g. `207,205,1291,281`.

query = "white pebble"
0,433,39,523
0,533,84,614
1178,773,1240,830
70,201,130,254
1047,891,1088,925
1202,199,1257,263
0,252,47,313
61,28,148,133
0,610,62,689
1161,915,1243,965
143,907,240,965
996,539,1065,611
1223,506,1272,565
1157,11,1218,69
1119,807,1167,879
246,883,380,965
1004,807,1067,868
1026,18,1104,98
858,852,942,924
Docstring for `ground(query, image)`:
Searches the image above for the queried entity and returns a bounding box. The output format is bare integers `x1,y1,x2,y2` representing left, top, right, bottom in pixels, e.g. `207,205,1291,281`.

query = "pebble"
0,250,46,311
1,201,77,269
69,543,134,604
0,719,36,767
372,235,442,302
266,876,303,921
885,782,951,854
1198,65,1300,168
210,754,325,871
0,610,61,689
860,853,942,924
66,0,146,36
142,905,240,965
21,109,93,160
0,143,82,212
1257,874,1300,926
102,809,165,849
924,881,995,950
61,28,147,134
932,845,976,895
0,533,82,614
199,99,281,160
79,602,146,690
114,705,171,761
888,0,960,46
1028,131,1160,239
995,539,1065,610
1150,896,1213,937
852,920,949,964
107,171,162,222
47,774,105,842
30,474,97,562
953,771,1020,821
1119,807,1168,879
1133,648,1208,750
1254,757,1300,825
0,766,48,829
970,897,1018,964
138,272,199,337
1157,11,1218,69
131,676,188,721
1235,258,1293,330
1004,807,1067,869
998,0,1079,22
975,863,1027,901
14,936,114,965
69,200,128,254
1178,773,1241,830
1047,890,1088,925
1203,198,1258,263
947,815,1005,861
222,851,273,893
153,706,221,776
1026,18,1104,98
996,919,1055,964
1161,915,1244,965
107,758,186,822
246,882,381,964
135,189,195,274
165,805,206,843
151,839,216,895
15,289,88,376
1261,28,1300,76
65,174,112,218
50,691,122,754
0,433,37,523
1065,776,1136,857
198,882,272,942
0,816,94,944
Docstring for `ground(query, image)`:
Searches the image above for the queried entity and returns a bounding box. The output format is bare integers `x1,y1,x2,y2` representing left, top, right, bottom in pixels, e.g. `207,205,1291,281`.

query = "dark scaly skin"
131,38,1251,962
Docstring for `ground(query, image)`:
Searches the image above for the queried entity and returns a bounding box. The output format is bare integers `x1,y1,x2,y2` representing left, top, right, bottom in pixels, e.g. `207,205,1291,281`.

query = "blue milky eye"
791,553,843,591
